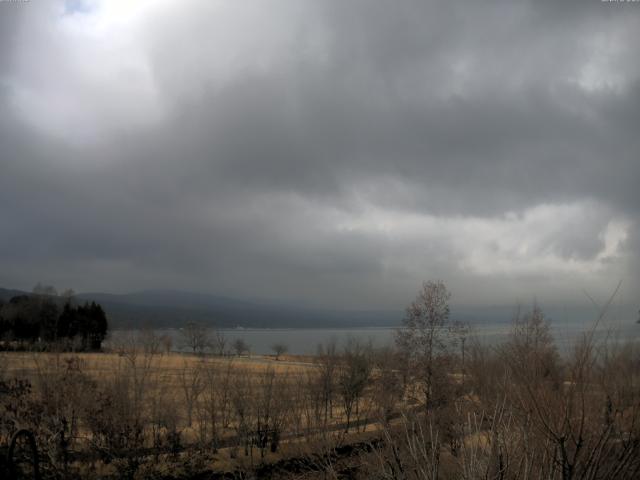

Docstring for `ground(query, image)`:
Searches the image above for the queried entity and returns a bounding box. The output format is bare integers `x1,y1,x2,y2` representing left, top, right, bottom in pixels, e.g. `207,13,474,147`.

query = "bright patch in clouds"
335,201,630,279
6,0,164,145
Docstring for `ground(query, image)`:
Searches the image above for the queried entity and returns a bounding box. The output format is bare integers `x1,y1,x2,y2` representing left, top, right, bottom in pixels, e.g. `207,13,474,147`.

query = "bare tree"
254,367,288,458
338,339,372,433
293,369,325,438
159,333,173,355
371,346,404,425
457,322,471,388
233,338,250,356
117,332,157,427
139,327,162,355
180,322,210,355
316,339,338,431
396,280,457,409
271,343,288,360
200,358,234,450
230,369,253,458
212,329,227,356
374,411,443,480
178,358,204,427
455,284,640,480
503,304,560,384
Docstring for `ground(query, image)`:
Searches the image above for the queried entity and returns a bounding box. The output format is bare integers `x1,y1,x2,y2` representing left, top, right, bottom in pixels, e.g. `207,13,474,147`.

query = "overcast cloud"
0,0,638,311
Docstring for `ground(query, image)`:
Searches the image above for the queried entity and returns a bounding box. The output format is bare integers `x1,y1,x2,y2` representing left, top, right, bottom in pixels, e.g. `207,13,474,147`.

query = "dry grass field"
2,350,315,380
3,300,640,479
0,340,492,479
0,349,353,432
0,347,391,478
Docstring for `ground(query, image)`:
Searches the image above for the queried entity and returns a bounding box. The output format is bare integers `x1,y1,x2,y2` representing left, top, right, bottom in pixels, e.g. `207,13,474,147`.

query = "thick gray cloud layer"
0,0,638,310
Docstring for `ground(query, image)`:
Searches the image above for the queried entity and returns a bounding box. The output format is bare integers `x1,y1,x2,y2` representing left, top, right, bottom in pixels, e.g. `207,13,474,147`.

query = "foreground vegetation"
1,281,639,479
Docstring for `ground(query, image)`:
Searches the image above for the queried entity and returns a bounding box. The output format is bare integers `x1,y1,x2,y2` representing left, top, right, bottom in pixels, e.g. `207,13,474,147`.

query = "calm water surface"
120,318,640,356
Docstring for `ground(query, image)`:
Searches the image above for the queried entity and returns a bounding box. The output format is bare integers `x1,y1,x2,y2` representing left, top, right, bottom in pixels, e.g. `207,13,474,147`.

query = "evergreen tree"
2,292,108,351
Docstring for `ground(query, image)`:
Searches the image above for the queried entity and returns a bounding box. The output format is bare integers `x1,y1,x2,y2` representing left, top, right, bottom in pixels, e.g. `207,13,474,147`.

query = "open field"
2,351,316,379
0,349,377,437
3,305,640,479
1,346,396,478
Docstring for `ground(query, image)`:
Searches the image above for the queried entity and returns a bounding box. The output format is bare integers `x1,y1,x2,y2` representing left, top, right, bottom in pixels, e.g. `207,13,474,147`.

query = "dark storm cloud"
0,0,638,308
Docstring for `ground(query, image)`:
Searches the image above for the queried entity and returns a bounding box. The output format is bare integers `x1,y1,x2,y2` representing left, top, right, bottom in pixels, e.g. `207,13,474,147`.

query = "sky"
0,0,638,312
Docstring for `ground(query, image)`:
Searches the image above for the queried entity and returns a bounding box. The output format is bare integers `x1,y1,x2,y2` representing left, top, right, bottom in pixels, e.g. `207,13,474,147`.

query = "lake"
116,317,640,356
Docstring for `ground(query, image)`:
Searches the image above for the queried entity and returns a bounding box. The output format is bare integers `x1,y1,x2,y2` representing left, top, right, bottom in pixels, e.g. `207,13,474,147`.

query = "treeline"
0,285,108,351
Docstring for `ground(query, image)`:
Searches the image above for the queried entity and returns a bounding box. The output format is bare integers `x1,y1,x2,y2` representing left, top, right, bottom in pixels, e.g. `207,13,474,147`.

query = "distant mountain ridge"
78,289,406,329
0,287,400,329
1,287,634,330
0,288,30,301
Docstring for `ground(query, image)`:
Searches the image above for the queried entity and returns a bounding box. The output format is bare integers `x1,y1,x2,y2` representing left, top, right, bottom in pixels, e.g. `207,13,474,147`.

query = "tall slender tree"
396,280,456,408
